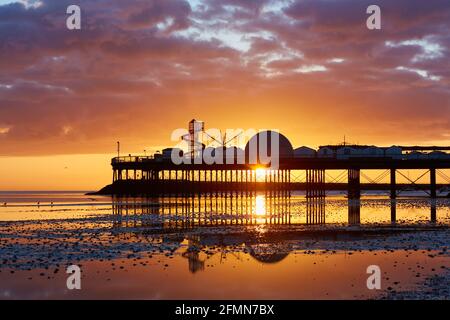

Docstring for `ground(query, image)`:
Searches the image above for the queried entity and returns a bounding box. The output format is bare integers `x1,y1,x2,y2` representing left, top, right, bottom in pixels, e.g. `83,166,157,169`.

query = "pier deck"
101,156,450,198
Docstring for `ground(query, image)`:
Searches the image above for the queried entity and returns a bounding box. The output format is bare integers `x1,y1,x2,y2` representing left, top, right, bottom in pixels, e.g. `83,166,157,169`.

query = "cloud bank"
0,0,449,155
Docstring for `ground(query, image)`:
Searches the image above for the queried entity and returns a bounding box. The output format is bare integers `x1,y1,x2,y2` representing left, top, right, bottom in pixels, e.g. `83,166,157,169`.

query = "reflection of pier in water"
112,193,440,230
111,191,335,230
110,194,442,273
180,237,292,273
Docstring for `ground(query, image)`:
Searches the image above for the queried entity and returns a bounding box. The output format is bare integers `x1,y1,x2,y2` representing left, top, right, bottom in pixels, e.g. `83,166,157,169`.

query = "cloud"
0,0,449,155
294,64,327,74
395,66,441,82
0,126,11,134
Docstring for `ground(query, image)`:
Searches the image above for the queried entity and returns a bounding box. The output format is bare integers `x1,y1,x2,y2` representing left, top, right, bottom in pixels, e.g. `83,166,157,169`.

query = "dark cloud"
0,0,449,156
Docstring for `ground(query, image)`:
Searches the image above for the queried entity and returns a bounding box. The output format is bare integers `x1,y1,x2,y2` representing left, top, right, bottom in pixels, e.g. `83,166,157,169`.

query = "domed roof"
245,131,293,163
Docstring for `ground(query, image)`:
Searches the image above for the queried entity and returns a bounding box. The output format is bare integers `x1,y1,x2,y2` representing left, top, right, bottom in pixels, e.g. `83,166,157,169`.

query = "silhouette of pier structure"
106,156,450,199
100,120,450,199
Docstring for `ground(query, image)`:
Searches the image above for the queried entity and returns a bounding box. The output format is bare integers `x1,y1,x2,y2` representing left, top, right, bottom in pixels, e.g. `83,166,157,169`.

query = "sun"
255,168,267,182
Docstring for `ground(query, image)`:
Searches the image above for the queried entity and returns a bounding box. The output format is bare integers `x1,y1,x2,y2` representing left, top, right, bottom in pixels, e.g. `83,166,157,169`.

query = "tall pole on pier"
117,141,120,158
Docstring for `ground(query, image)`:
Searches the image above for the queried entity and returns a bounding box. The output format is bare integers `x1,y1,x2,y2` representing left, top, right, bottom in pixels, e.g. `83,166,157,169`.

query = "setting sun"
255,168,267,182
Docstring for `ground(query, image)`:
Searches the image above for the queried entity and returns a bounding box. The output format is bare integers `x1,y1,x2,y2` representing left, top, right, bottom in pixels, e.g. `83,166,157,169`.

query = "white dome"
245,131,293,163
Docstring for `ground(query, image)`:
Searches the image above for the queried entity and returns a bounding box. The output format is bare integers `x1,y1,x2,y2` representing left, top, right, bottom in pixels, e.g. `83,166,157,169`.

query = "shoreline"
90,181,450,196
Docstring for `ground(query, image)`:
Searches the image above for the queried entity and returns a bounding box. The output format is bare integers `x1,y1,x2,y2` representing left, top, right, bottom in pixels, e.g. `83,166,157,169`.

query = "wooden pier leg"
319,170,323,197
269,170,273,189
390,169,396,199
285,170,288,190
278,170,281,190
215,170,218,192
314,170,317,197
306,169,310,198
264,169,268,192
348,169,361,199
210,170,213,191
430,168,437,198
315,170,318,197
322,170,326,197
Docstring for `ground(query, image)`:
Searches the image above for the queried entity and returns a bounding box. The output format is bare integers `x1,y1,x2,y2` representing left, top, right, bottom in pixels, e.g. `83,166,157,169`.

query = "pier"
103,156,450,199
97,120,450,198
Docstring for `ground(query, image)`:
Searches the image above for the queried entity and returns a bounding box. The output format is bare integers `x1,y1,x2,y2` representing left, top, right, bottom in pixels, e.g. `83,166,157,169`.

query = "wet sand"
0,192,448,299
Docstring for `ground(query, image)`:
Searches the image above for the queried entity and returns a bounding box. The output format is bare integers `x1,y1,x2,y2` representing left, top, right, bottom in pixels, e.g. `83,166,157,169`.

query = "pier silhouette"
102,156,450,199
98,120,450,199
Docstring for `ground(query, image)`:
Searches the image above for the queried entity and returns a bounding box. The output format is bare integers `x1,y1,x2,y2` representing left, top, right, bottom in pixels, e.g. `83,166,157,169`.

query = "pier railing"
112,156,155,164
111,153,450,165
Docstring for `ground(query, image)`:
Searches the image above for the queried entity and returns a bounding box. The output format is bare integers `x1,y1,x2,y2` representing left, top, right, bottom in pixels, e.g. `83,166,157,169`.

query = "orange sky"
0,0,449,190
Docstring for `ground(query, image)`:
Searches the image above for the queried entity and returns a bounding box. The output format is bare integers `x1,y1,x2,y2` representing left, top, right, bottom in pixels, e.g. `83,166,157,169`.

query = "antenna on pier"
117,141,120,158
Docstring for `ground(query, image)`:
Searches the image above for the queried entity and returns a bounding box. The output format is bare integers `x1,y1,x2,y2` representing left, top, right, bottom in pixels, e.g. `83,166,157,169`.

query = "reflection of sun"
255,168,267,182
255,195,266,216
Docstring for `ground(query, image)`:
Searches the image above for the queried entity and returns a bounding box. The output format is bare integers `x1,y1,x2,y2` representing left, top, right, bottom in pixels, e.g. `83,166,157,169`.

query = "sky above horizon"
0,0,449,189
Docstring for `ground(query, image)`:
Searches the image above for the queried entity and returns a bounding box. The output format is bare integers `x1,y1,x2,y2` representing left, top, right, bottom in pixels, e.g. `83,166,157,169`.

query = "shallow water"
0,191,448,299
0,191,448,225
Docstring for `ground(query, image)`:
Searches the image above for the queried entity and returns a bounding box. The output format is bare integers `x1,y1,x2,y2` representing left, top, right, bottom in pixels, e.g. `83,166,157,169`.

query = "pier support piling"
348,168,361,199
430,168,437,198
390,169,396,199
306,169,325,198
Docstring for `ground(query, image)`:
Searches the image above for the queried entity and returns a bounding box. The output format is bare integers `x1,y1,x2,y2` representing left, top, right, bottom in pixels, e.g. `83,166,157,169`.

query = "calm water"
0,191,448,299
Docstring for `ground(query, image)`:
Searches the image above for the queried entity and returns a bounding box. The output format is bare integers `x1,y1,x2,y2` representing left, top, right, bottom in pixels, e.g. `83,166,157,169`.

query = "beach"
0,191,448,299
